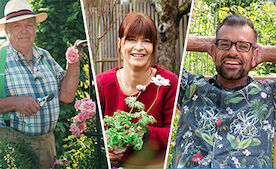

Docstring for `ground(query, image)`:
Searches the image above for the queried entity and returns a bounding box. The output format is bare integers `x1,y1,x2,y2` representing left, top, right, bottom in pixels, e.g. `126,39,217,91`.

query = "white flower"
151,75,170,86
183,131,192,139
198,108,218,133
217,144,223,149
231,157,240,167
260,92,267,99
230,111,258,137
183,105,189,113
226,107,233,114
192,94,198,101
136,85,146,92
263,120,269,124
263,124,271,131
243,149,251,156
215,133,223,140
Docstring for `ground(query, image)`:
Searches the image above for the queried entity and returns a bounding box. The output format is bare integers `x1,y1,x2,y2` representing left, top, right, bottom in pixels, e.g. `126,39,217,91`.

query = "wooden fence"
82,0,189,74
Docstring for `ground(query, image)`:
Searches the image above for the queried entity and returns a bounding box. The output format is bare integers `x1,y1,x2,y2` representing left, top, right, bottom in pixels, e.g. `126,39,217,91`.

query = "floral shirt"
172,68,276,168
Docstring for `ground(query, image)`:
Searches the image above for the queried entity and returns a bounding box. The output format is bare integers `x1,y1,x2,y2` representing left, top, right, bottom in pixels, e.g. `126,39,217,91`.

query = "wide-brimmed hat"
0,0,48,31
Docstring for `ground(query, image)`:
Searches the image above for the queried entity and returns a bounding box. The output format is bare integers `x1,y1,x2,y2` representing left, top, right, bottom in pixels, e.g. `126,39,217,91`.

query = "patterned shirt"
172,68,276,168
0,44,65,136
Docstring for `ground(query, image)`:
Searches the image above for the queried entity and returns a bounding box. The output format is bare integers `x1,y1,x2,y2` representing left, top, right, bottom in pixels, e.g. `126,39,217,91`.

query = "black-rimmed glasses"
215,39,255,52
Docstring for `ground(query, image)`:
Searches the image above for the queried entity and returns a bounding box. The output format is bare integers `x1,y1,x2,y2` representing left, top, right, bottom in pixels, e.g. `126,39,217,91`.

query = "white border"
163,0,195,168
80,1,111,168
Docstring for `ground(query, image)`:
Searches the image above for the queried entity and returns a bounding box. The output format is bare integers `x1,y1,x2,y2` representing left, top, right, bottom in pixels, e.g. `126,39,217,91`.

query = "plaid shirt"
0,44,65,136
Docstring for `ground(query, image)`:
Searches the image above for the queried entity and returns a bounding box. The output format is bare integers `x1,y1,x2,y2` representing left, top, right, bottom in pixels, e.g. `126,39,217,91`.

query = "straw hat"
0,0,48,31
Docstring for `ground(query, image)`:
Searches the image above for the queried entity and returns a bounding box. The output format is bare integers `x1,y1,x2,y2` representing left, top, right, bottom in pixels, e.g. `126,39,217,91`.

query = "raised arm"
186,35,215,55
59,40,84,103
255,44,276,64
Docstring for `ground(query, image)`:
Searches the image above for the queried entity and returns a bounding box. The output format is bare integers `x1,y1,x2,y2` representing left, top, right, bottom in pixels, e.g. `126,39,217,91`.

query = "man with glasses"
172,15,276,168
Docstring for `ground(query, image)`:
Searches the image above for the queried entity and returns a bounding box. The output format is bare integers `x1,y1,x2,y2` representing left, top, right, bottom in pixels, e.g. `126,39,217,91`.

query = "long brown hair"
117,12,158,69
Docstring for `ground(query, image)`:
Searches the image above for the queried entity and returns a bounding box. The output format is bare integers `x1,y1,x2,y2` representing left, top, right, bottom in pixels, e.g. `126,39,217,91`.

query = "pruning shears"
36,93,55,107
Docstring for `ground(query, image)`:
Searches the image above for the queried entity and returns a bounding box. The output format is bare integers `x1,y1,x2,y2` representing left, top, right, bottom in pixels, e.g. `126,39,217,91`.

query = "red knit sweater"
96,65,178,164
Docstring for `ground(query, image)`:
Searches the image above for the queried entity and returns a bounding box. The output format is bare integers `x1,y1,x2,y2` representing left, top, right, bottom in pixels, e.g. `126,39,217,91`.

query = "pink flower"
136,85,146,92
73,112,86,123
151,75,170,86
69,124,82,138
260,92,267,99
81,98,91,102
85,111,95,119
74,100,81,111
217,117,222,126
79,99,96,113
78,123,86,132
63,158,70,166
106,134,109,138
192,154,203,162
259,80,267,84
50,159,62,169
66,47,79,64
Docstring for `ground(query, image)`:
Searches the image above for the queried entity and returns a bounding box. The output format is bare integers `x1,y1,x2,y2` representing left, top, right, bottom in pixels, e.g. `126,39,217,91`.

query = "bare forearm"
187,35,215,54
59,62,80,103
259,45,276,63
0,97,16,113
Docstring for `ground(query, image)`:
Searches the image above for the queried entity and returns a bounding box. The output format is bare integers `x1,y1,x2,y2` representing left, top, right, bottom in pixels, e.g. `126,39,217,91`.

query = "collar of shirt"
8,44,43,63
208,75,254,91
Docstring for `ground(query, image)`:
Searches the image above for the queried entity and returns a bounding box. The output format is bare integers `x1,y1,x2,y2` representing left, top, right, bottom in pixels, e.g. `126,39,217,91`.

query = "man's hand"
74,39,86,60
13,96,41,116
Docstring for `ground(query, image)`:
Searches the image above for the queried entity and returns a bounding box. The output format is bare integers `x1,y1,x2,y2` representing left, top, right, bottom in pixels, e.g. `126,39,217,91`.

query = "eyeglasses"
215,39,255,52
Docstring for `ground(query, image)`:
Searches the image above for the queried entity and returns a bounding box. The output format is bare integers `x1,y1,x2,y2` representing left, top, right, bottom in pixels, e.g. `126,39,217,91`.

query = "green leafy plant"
0,136,39,168
104,75,171,156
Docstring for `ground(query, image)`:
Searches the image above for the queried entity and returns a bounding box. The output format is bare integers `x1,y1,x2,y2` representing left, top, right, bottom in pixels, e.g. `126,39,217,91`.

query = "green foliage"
104,96,156,151
0,137,39,168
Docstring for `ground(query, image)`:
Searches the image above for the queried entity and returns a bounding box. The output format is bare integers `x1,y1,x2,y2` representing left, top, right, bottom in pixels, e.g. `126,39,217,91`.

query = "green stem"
147,86,160,113
129,92,142,114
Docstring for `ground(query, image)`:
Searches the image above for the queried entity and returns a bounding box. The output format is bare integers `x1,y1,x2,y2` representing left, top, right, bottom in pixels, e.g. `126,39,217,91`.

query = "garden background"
0,0,107,168
167,0,276,167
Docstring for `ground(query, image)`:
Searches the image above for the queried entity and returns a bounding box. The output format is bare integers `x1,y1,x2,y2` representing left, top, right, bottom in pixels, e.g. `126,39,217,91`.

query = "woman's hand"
109,153,122,165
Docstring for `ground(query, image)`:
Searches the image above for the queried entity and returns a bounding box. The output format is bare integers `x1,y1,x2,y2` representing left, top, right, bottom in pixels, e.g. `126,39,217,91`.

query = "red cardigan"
96,65,178,164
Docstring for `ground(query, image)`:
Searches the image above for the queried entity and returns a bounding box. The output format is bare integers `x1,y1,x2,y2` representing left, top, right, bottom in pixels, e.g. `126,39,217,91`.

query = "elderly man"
172,15,276,168
0,0,81,168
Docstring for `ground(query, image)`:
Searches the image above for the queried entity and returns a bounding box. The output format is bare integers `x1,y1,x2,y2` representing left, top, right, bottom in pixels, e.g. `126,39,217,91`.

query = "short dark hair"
216,15,258,43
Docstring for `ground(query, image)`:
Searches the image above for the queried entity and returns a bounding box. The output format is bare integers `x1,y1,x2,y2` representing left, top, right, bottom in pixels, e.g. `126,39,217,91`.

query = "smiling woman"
96,12,178,168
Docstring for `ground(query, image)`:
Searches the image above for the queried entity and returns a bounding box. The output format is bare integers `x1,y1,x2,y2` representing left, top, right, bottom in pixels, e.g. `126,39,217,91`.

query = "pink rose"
78,123,86,132
74,100,81,111
136,85,146,92
66,47,79,64
85,111,95,119
81,98,91,102
79,100,96,113
69,124,82,138
73,112,86,123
